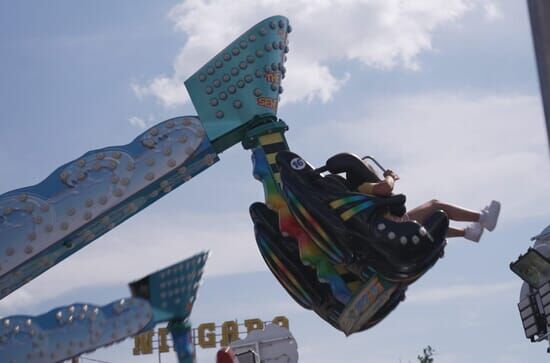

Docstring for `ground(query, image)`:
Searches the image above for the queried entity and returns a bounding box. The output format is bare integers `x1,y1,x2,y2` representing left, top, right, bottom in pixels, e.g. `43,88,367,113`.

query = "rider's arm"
357,170,398,197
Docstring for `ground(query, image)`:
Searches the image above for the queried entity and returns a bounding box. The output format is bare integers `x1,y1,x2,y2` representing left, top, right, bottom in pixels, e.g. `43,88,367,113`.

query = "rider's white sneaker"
479,200,501,231
464,223,483,242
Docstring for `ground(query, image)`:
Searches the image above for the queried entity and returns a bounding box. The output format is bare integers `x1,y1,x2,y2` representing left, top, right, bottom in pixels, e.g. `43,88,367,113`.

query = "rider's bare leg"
407,199,481,225
446,226,465,238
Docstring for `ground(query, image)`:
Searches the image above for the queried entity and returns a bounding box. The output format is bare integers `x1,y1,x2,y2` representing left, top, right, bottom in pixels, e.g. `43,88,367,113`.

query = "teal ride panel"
0,117,218,299
185,15,290,152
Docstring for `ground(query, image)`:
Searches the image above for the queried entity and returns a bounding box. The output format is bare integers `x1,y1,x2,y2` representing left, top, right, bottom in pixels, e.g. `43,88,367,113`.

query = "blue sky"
1,1,550,362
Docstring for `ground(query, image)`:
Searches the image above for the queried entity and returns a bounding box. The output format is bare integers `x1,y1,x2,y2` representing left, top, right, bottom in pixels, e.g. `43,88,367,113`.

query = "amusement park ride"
0,2,550,361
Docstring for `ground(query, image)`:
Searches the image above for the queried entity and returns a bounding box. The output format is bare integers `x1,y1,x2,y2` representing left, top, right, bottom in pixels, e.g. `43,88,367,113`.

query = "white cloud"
134,0,492,107
407,281,517,304
128,116,147,129
304,93,550,221
483,1,503,21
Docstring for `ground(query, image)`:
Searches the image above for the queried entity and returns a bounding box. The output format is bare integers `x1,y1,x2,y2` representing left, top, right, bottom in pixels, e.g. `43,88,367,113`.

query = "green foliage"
417,346,435,363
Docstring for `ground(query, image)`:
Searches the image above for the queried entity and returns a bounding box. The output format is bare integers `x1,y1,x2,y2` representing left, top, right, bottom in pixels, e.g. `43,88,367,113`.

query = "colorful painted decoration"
0,251,208,362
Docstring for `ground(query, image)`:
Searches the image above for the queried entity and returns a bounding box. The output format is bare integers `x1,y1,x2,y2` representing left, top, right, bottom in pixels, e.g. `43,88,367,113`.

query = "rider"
356,164,500,242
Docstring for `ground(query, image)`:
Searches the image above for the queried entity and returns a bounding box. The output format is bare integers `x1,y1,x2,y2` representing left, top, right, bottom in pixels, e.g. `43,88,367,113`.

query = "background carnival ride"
509,1,550,354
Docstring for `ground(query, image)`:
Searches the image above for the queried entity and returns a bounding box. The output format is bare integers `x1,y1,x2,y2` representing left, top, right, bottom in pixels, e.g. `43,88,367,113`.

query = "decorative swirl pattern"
0,298,153,362
0,116,219,299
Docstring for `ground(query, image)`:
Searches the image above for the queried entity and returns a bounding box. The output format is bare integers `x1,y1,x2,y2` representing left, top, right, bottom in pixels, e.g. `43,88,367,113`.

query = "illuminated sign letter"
221,321,240,346
158,327,170,353
198,322,217,348
133,331,154,355
272,316,289,329
244,318,264,333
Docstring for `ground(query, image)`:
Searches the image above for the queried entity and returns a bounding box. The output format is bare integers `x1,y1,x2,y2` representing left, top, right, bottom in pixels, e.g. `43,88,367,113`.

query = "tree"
417,346,435,363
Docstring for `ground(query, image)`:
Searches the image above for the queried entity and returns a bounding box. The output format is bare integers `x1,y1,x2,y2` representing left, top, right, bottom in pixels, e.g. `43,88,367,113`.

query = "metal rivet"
231,48,240,56
287,24,292,33
246,55,255,64
245,75,253,83
219,92,228,100
279,19,285,28
259,28,267,36
60,222,69,231
230,67,239,76
284,46,289,54
388,232,396,240
215,111,224,119
5,247,14,256
279,86,284,94
215,60,223,68
33,215,43,224
233,100,242,109
163,147,172,156
272,41,279,49
264,65,271,72
45,224,53,233
111,175,120,184
236,80,245,88
210,98,219,106
198,74,206,82
256,50,264,58
270,21,276,29
239,41,247,49
178,135,188,143
239,61,247,70
249,34,256,41
255,70,264,78
167,159,177,168
271,84,278,91
99,196,108,205
28,232,36,241
182,118,192,126
145,158,155,166
166,120,175,128
127,162,135,171
85,199,93,208
228,85,236,94
254,88,262,97
96,152,105,160
84,211,92,220
222,74,230,82
2,207,12,215
205,87,213,95
265,43,272,52
207,67,215,75
145,173,154,181
213,79,221,88
412,235,420,244
223,53,231,61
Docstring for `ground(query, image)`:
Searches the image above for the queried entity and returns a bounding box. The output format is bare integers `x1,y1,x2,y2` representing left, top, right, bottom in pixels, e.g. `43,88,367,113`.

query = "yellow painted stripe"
259,133,284,145
266,153,277,164
340,209,356,221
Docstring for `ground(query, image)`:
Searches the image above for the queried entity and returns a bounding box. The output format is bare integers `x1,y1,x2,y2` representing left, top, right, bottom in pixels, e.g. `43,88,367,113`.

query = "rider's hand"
384,169,399,181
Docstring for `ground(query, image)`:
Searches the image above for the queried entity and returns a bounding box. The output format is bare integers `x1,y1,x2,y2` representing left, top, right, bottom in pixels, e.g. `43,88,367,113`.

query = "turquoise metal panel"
0,117,218,299
0,252,208,362
185,16,290,148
